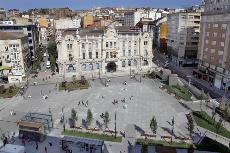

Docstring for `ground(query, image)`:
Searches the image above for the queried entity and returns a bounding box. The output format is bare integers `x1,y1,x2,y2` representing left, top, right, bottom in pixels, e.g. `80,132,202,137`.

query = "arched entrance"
106,62,116,72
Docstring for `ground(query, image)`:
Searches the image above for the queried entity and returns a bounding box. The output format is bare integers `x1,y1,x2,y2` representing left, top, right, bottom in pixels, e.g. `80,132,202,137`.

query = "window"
128,50,131,56
128,41,131,47
222,33,226,39
82,43,85,49
123,41,125,47
222,24,227,29
82,64,86,71
123,49,125,56
221,42,225,47
96,42,98,48
106,42,109,48
206,32,209,37
134,49,137,55
134,60,137,66
96,63,100,69
106,52,109,58
211,41,216,45
82,53,85,59
67,44,72,50
128,60,131,66
89,52,92,59
213,32,217,37
144,41,148,45
89,43,92,49
28,33,32,37
213,24,219,28
122,61,126,67
134,41,137,46
110,42,112,48
96,52,98,58
114,42,116,47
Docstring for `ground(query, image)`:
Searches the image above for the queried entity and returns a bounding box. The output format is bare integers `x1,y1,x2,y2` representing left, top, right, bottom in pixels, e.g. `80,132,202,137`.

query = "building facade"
56,26,154,78
167,11,201,65
0,32,31,83
38,18,49,46
197,0,230,90
0,23,39,58
82,15,94,28
54,18,81,30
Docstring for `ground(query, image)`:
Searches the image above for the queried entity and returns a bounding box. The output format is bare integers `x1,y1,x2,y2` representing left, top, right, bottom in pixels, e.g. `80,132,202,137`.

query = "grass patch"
196,137,230,153
136,139,194,149
62,130,122,142
164,84,192,101
192,111,230,139
0,86,19,98
59,80,90,91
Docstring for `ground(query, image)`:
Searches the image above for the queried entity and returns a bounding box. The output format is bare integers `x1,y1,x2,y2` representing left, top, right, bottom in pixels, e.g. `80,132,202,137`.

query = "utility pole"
114,111,117,139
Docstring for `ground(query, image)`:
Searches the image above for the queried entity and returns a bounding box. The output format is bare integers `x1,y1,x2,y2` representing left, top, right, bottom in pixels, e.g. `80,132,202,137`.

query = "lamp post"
61,107,65,132
114,111,117,139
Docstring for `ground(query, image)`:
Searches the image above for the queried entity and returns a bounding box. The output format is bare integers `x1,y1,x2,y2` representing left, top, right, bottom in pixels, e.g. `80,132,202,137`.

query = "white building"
56,26,154,78
54,18,81,30
124,10,163,26
167,11,201,65
0,32,31,83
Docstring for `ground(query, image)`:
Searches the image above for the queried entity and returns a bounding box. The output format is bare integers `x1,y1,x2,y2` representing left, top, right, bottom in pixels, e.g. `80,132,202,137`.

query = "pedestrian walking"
45,146,47,153
49,142,52,146
36,142,38,150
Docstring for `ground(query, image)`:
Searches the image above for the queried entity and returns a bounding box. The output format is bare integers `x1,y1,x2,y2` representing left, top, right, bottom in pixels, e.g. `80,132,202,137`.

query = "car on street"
46,61,51,69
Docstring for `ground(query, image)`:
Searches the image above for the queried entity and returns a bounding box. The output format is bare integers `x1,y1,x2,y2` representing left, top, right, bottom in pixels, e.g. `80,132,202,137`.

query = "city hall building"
56,26,153,78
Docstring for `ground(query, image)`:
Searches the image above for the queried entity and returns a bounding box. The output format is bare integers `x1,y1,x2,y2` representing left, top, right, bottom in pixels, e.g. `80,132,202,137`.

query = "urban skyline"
0,0,201,10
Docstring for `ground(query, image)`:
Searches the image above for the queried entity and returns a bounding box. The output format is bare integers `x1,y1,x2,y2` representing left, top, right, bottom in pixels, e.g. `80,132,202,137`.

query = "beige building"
167,11,201,65
0,32,31,83
197,0,230,90
56,26,154,78
82,15,94,28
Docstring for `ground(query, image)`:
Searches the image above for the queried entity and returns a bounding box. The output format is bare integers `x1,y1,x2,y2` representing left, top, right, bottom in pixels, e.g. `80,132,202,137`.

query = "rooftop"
0,32,26,40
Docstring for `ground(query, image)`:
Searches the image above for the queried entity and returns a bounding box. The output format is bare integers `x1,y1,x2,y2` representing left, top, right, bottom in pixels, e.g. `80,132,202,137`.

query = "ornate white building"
56,26,154,78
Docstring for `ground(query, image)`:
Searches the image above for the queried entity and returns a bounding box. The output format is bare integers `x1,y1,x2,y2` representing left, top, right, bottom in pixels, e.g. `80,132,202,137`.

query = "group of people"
112,96,134,105
78,100,89,107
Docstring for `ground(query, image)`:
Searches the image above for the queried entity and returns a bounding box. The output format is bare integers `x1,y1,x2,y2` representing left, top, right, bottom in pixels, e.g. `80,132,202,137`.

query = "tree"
86,109,93,128
71,108,77,126
187,118,194,136
199,89,206,111
205,93,212,108
47,40,57,72
215,118,223,133
150,116,158,134
103,111,110,128
219,97,226,111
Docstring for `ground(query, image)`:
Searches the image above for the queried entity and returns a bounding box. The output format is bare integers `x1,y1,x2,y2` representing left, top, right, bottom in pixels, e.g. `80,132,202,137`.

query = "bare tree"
150,116,158,134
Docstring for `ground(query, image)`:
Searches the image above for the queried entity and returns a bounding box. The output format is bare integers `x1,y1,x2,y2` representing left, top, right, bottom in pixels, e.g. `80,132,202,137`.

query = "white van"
43,53,47,57
46,61,51,69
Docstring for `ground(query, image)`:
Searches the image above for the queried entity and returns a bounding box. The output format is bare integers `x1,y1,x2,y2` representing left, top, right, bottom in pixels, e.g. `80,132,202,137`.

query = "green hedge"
192,111,230,139
164,84,192,101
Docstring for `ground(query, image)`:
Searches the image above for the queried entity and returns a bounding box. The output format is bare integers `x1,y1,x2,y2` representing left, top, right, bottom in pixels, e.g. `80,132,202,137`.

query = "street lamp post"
114,111,117,139
62,107,65,132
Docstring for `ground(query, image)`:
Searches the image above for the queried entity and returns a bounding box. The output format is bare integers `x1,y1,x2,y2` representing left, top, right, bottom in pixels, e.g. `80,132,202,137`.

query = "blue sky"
0,0,201,10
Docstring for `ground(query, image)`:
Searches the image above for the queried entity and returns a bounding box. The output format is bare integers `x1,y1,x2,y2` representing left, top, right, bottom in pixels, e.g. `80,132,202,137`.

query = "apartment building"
0,32,31,83
0,23,39,58
56,26,153,78
54,18,81,30
167,11,201,65
154,17,168,53
37,17,49,46
196,0,230,90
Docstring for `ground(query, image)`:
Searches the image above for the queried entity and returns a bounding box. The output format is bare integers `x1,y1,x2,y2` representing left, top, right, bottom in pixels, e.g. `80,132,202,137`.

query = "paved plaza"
0,76,191,141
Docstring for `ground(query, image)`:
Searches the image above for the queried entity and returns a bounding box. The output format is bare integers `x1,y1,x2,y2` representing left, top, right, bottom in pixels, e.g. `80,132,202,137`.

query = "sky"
0,0,201,11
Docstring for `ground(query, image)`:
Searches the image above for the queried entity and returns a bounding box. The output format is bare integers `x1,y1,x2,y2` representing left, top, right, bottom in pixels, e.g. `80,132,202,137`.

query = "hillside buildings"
197,0,230,90
56,26,153,78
